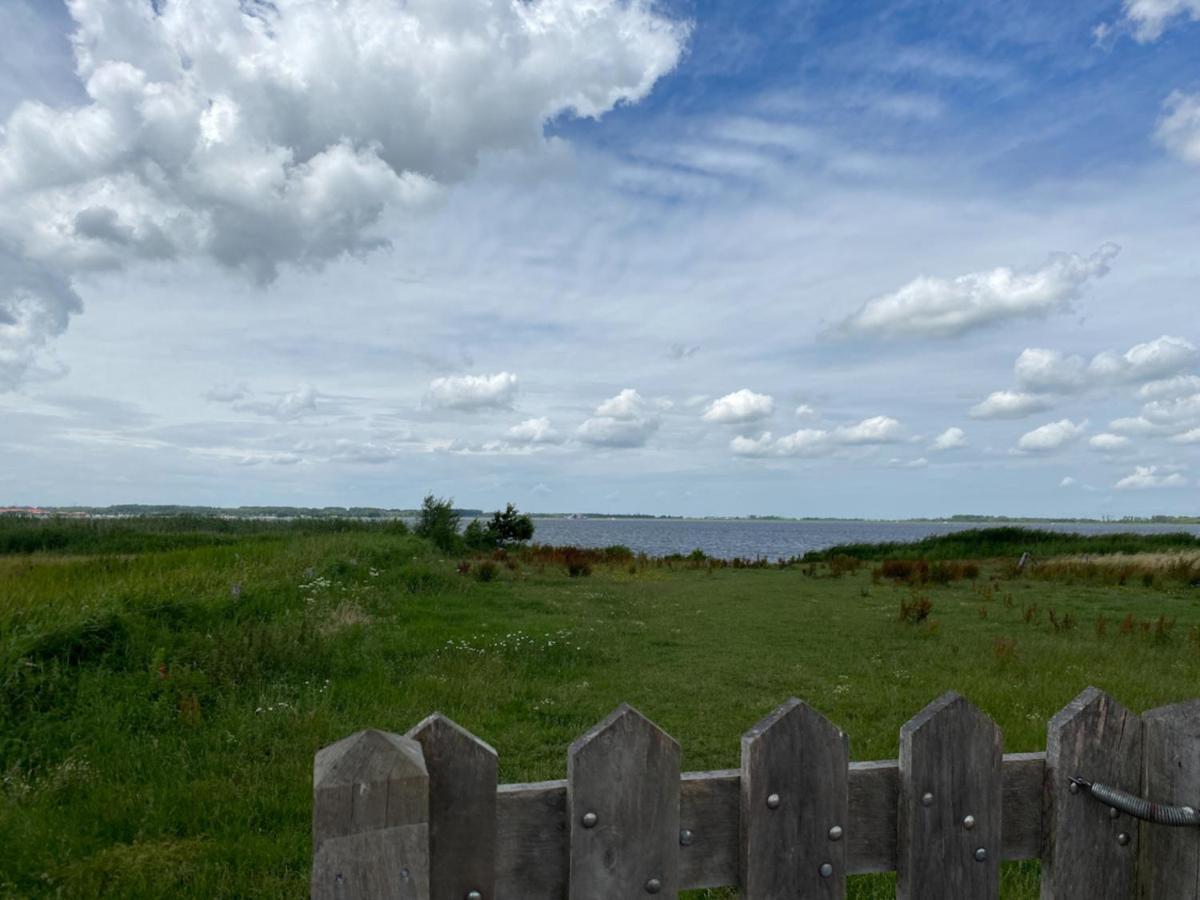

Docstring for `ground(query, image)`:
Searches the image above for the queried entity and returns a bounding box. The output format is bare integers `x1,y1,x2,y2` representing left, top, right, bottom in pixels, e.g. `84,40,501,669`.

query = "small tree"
485,503,535,545
415,494,461,552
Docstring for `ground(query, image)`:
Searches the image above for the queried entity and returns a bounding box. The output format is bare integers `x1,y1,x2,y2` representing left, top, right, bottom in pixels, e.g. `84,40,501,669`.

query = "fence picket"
1041,687,1141,899
567,704,681,899
898,692,1002,900
311,729,431,900
1137,699,1200,898
409,714,497,900
740,698,849,898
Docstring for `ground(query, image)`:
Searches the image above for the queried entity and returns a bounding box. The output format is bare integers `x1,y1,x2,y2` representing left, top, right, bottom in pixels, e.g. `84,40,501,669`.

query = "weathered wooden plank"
487,754,1046,895
740,698,849,898
1137,699,1200,899
409,714,497,900
495,781,567,900
898,692,1003,900
848,760,898,874
312,729,430,900
568,704,681,899
313,826,431,900
680,770,739,889
1002,752,1044,861
1041,687,1141,899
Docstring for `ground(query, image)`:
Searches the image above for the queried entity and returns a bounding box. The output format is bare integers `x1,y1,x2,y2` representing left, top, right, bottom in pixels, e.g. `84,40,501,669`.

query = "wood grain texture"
740,698,849,898
409,714,498,900
1002,752,1044,862
680,770,739,889
312,730,430,900
898,692,1003,900
312,826,430,900
567,704,681,900
1041,687,1141,900
1137,699,1200,900
495,780,567,900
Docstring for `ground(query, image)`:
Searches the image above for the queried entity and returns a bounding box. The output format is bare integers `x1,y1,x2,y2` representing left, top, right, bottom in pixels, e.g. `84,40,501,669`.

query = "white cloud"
731,432,775,457
206,382,320,420
1169,427,1200,444
835,415,903,444
775,428,833,457
1059,476,1077,488
428,372,518,410
1089,433,1133,453
703,388,774,424
0,0,687,385
1139,374,1200,400
1089,335,1198,383
1015,419,1087,453
1015,348,1089,394
968,390,1051,420
1141,391,1200,430
1121,0,1200,42
1115,465,1189,490
888,456,929,468
507,417,560,444
795,403,816,418
1109,415,1167,436
836,244,1119,339
577,388,661,447
0,244,83,388
930,426,967,451
1158,91,1200,165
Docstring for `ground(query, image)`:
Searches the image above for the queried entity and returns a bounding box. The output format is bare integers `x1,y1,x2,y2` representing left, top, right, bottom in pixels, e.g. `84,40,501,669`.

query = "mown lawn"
2,527,1199,898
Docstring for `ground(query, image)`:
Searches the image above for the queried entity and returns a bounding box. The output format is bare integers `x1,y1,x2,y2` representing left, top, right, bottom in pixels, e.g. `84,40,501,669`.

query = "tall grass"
803,526,1200,562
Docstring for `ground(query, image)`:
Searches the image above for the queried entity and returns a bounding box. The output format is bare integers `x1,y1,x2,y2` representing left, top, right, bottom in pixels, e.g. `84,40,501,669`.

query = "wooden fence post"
312,729,431,900
1041,687,1141,899
409,714,498,900
740,698,849,898
1137,699,1200,898
568,704,681,899
898,692,1002,900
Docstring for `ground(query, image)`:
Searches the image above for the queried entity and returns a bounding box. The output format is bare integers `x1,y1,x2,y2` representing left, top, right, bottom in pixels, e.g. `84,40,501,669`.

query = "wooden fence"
311,687,1200,899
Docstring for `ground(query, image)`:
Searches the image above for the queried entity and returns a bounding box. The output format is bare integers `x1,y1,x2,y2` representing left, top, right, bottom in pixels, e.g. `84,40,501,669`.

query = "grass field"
2,520,1200,898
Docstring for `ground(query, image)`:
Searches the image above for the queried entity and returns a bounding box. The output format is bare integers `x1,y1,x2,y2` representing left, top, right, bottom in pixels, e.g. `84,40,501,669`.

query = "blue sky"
0,0,1198,517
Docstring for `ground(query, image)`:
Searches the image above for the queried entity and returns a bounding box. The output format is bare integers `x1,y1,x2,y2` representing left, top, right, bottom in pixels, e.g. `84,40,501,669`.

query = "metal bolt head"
644,877,662,894
766,793,781,810
962,815,976,831
828,825,844,842
1118,832,1131,847
921,792,934,807
1069,781,1080,794
974,847,987,862
679,829,694,847
819,863,834,878
1109,807,1120,820
466,893,483,900
581,812,598,828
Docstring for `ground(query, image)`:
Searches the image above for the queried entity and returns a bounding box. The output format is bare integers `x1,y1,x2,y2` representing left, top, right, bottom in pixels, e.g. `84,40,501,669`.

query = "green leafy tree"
484,503,535,545
415,494,461,552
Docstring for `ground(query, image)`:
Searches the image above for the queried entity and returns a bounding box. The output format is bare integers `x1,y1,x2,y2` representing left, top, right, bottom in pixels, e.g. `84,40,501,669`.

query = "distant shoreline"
1,505,1197,526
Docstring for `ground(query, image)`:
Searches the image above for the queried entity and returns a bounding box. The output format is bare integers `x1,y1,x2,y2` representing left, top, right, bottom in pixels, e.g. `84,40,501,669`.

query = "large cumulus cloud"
0,0,688,386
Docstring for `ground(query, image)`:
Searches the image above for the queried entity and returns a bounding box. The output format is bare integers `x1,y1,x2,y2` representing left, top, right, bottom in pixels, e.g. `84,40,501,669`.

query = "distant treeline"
802,527,1200,562
6,504,480,519
0,516,410,555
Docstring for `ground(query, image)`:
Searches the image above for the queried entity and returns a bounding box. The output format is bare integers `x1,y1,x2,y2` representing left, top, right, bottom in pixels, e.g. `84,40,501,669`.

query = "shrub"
899,595,932,624
415,494,462,553
475,561,499,583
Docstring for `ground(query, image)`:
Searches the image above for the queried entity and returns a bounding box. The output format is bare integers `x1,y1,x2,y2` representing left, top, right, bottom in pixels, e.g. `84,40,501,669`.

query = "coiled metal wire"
1071,777,1200,827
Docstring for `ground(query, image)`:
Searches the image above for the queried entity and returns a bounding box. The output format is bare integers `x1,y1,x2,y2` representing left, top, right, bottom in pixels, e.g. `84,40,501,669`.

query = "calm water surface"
526,519,1200,561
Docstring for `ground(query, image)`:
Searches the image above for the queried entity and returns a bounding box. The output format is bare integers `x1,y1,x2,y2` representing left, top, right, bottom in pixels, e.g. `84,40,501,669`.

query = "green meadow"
2,518,1200,898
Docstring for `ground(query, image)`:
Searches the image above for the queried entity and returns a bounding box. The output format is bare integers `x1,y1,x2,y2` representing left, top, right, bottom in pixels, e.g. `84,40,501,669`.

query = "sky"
0,0,1198,518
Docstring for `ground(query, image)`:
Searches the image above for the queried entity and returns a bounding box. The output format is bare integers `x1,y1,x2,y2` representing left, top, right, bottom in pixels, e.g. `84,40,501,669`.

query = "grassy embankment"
2,518,1199,898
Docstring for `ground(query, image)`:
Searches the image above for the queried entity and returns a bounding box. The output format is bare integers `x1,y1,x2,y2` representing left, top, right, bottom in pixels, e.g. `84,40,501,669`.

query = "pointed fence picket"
312,688,1200,899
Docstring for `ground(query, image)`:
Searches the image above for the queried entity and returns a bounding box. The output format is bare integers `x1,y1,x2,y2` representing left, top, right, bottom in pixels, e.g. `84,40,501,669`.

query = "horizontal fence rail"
311,688,1200,899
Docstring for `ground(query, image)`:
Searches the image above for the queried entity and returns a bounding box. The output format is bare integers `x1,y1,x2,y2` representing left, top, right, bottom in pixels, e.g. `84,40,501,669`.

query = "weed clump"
899,595,933,624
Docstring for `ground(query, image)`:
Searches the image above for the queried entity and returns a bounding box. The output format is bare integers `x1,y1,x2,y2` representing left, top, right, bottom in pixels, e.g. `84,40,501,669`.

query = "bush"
475,561,499,582
415,494,462,553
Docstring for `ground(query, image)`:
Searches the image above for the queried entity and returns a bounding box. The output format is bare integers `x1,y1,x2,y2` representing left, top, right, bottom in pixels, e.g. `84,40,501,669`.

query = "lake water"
526,518,1200,561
